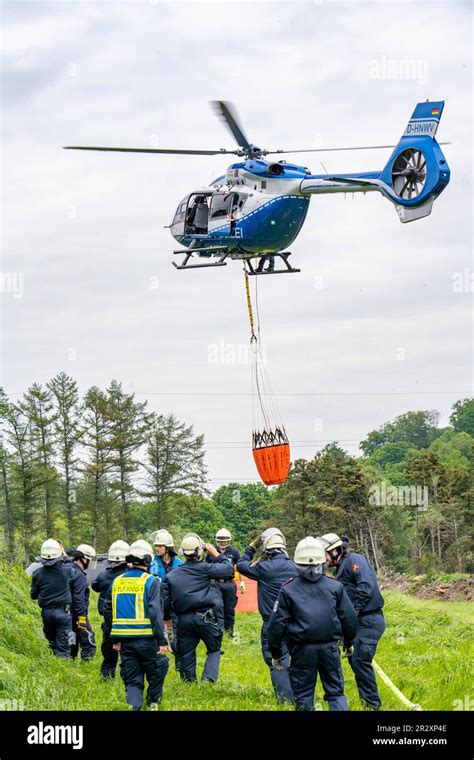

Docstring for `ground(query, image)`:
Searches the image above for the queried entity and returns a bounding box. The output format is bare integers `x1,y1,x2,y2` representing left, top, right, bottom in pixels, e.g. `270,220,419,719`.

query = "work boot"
362,700,381,711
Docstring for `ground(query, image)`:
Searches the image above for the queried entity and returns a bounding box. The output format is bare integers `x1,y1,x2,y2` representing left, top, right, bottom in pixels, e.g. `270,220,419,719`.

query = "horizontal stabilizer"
326,176,377,186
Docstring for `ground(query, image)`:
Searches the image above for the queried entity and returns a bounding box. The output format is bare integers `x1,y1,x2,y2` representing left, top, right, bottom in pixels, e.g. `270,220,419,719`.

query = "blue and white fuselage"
170,100,449,261
170,159,380,256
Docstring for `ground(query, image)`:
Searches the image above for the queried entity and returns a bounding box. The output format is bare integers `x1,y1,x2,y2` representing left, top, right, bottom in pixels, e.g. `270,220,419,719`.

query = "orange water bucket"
252,443,290,486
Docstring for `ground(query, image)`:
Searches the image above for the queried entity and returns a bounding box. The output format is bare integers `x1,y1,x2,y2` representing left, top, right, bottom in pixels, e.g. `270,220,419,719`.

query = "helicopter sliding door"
209,192,246,236
185,194,210,235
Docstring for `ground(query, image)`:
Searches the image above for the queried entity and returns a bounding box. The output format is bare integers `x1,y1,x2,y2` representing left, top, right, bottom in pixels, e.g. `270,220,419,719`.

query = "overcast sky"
1,0,472,489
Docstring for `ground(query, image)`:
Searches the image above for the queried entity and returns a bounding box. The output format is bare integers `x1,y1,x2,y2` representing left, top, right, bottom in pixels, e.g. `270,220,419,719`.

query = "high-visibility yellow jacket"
110,568,164,640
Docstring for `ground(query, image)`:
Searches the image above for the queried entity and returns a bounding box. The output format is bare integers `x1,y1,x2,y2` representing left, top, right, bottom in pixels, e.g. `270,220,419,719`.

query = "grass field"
0,564,472,711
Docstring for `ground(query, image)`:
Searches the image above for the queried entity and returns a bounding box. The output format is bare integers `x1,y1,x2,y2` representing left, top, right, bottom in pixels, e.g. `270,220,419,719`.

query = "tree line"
0,374,472,576
0,374,207,564
268,401,473,575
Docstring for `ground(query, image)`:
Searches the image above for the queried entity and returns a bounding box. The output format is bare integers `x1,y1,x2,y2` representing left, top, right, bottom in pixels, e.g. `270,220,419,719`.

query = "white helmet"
128,540,154,562
215,528,232,543
40,538,62,560
154,529,174,548
294,537,326,566
180,533,204,557
263,530,286,551
108,540,130,562
261,527,282,544
76,543,96,561
318,533,343,552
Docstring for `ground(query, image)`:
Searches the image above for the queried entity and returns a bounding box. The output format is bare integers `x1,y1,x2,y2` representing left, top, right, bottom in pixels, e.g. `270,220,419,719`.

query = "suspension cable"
243,267,256,343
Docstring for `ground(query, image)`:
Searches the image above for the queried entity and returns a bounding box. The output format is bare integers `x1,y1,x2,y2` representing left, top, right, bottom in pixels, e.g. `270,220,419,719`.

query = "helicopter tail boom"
299,101,450,223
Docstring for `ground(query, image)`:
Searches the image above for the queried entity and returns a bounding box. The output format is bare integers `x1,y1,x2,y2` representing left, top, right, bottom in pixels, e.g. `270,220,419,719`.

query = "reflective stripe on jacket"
111,570,155,637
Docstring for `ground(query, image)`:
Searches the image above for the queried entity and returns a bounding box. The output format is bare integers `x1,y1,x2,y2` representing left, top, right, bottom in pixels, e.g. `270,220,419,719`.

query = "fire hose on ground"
373,659,423,711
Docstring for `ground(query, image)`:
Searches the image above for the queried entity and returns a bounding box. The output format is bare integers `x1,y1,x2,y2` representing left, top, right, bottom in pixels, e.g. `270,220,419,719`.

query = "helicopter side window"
236,193,248,211
210,193,233,220
173,201,188,225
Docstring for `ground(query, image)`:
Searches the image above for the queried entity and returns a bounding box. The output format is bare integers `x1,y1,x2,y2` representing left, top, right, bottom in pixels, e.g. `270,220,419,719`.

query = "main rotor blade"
210,100,252,151
63,146,239,155
265,142,451,155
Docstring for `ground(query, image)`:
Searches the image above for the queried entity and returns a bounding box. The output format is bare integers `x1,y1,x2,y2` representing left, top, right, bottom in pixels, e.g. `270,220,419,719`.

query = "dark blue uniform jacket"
336,551,384,613
206,545,240,578
236,546,297,620
161,556,234,618
70,561,91,618
30,557,74,608
267,572,358,658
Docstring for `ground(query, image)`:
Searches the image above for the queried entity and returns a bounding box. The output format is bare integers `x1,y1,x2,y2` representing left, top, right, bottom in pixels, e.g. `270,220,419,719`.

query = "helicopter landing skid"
172,248,229,270
246,252,300,276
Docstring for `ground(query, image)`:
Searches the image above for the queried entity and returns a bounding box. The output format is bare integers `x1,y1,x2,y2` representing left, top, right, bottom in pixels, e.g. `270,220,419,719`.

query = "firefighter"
30,539,74,658
161,533,234,683
236,527,296,704
206,528,242,637
104,540,170,711
91,540,129,678
149,529,183,670
70,543,97,660
149,530,183,579
319,533,386,710
268,537,358,711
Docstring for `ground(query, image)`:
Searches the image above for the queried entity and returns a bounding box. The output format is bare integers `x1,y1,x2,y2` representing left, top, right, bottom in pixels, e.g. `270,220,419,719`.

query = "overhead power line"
127,390,468,397
8,389,469,397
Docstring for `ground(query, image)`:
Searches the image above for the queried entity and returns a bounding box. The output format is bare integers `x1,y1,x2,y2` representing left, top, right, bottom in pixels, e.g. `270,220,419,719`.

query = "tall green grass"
0,564,472,711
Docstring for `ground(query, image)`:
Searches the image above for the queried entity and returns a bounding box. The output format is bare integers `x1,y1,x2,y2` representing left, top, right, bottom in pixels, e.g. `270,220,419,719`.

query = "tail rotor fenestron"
392,148,427,201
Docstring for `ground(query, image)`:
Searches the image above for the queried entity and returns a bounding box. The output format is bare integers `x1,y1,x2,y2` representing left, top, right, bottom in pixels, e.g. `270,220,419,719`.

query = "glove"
271,657,284,671
76,615,87,632
250,536,262,550
239,581,246,594
341,645,354,658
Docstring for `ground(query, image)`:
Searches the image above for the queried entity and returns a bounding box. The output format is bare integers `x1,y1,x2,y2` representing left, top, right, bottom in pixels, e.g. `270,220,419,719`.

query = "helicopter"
65,100,450,275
